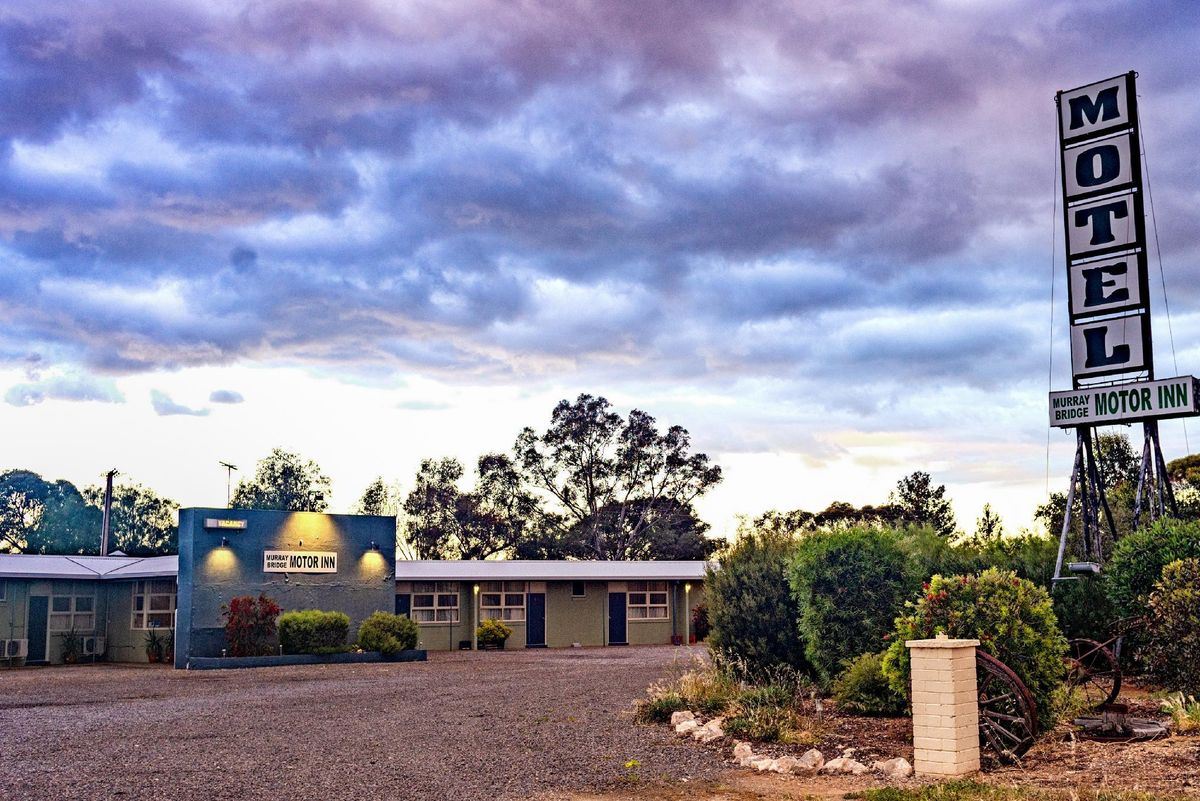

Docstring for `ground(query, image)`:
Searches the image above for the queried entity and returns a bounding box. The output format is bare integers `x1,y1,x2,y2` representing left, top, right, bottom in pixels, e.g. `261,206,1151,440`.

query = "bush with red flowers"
881,568,1066,729
222,593,282,656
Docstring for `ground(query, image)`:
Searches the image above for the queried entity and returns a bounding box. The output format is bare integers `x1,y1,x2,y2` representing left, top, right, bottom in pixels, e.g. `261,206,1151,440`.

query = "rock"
772,756,799,774
822,756,869,775
675,720,700,736
670,711,696,726
732,741,753,761
795,748,824,774
751,757,777,772
872,757,913,779
695,718,725,742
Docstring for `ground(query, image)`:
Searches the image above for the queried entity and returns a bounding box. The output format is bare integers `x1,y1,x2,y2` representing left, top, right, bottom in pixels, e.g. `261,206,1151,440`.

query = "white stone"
872,757,914,779
751,757,777,772
670,711,696,726
772,756,799,774
846,759,870,776
695,717,724,742
675,720,700,736
795,748,825,774
732,741,753,760
822,756,869,775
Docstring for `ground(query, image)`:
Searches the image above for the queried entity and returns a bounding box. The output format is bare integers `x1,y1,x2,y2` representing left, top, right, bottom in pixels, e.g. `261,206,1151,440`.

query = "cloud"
150,389,209,417
4,373,124,406
209,389,244,404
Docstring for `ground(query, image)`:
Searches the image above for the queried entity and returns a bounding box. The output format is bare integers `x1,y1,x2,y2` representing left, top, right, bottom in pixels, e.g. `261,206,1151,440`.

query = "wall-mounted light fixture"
368,541,381,552
220,536,230,548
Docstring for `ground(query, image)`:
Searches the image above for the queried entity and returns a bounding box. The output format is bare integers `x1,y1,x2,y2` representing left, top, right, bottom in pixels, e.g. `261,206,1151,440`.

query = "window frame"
627,580,670,622
131,579,178,630
49,591,96,632
570,580,586,598
480,581,526,622
0,579,6,602
411,581,460,624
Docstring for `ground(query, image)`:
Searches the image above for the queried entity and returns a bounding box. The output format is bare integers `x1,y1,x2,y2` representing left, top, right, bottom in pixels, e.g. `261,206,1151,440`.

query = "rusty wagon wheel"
976,649,1038,762
1065,638,1121,710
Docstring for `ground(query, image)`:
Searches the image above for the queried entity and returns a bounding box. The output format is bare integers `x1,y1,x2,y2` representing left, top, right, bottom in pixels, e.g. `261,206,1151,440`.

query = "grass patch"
1160,691,1200,733
847,780,1178,801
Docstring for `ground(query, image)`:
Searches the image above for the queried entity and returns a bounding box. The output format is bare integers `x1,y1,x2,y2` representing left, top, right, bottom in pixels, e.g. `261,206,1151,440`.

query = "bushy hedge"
1145,558,1200,694
278,609,351,655
833,652,906,716
476,618,513,647
789,526,911,685
883,569,1067,730
1106,517,1200,618
357,611,419,655
705,528,808,678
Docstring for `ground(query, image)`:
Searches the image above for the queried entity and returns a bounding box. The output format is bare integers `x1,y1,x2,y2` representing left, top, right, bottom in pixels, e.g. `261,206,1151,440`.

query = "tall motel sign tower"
1049,72,1199,581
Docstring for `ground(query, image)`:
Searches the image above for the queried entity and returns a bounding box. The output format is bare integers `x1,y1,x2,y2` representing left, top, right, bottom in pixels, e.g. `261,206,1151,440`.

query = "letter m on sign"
1059,73,1133,141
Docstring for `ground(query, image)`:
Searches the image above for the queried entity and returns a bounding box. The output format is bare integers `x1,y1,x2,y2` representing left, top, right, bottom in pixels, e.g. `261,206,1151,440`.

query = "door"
27,595,49,664
395,594,411,617
608,592,627,645
526,593,546,648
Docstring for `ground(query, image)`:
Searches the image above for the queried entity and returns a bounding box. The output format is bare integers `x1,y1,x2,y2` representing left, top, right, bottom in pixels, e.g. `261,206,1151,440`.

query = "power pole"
219,461,238,507
100,469,118,556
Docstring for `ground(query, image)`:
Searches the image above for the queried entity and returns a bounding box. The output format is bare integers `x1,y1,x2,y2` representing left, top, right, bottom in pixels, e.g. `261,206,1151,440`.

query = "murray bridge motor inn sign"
1050,72,1198,424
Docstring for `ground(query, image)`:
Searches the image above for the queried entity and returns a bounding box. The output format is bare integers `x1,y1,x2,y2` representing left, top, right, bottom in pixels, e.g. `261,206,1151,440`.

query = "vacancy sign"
1057,72,1152,383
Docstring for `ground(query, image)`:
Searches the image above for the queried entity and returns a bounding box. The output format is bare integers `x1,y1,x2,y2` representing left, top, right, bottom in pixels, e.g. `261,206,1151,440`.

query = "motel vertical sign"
1057,72,1152,384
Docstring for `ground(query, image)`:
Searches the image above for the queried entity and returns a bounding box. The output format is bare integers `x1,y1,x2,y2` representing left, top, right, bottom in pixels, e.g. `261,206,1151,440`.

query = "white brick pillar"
905,634,980,776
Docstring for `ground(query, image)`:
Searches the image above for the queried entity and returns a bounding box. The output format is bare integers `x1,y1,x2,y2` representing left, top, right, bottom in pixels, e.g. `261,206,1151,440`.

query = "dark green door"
526,593,546,647
27,595,49,664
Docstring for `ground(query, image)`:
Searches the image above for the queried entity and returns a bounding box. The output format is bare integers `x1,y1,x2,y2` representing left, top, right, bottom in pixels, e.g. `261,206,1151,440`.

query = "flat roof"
0,554,178,581
396,560,710,582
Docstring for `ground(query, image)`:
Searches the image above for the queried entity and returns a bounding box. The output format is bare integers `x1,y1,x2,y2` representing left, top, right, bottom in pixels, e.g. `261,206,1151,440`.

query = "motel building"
0,508,707,666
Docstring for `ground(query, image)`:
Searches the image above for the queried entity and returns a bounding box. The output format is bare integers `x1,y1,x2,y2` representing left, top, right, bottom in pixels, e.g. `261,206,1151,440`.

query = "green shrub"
789,526,912,686
1106,518,1200,619
691,602,710,641
278,609,350,655
634,692,688,723
706,527,809,679
1144,559,1200,694
1160,691,1200,733
882,569,1067,730
833,652,906,716
476,617,513,647
357,611,419,655
724,681,820,744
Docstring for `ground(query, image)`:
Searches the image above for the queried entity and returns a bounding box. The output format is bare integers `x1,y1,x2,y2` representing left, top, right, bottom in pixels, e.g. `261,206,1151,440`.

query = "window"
571,580,586,598
480,581,525,621
628,581,669,620
132,580,177,629
49,593,95,631
412,582,459,623
0,579,6,602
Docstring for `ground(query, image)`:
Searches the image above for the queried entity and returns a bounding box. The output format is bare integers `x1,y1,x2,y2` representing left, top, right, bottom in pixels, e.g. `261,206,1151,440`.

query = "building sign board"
1050,376,1199,427
263,551,338,573
1057,72,1151,387
204,518,248,530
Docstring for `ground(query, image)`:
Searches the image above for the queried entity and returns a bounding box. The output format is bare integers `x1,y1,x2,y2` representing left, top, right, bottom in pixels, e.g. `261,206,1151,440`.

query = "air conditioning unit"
4,639,28,659
82,636,106,656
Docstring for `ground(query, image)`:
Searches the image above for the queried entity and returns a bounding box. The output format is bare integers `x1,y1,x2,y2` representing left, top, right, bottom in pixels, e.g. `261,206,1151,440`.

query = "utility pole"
219,461,238,507
100,469,118,556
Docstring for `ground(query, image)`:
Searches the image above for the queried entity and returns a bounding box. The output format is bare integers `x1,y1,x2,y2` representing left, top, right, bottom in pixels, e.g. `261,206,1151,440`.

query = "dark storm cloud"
0,0,1197,414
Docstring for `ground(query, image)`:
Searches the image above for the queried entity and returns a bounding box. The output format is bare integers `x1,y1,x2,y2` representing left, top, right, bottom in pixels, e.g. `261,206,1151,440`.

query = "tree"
890,471,956,538
0,470,99,554
82,481,179,556
230,448,331,512
566,497,717,561
974,503,1004,542
402,454,539,560
354,477,399,516
1096,432,1140,489
514,394,722,560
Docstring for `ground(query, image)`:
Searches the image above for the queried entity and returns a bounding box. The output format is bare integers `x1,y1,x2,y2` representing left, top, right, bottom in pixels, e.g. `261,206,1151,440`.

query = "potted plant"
144,630,164,663
162,630,175,663
59,627,83,664
476,618,513,650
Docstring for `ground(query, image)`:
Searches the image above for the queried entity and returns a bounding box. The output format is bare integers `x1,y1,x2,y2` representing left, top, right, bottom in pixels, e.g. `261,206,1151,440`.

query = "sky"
2,0,1200,541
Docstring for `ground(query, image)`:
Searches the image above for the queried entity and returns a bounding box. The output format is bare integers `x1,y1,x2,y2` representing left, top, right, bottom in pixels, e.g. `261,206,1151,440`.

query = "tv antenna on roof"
219,461,238,507
100,468,119,556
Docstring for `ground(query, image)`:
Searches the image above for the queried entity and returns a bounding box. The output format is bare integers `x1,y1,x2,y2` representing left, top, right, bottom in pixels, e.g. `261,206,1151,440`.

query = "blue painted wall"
176,509,396,667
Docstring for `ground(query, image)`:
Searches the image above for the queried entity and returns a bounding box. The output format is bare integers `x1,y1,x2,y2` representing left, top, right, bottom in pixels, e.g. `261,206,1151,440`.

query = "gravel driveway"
0,647,721,801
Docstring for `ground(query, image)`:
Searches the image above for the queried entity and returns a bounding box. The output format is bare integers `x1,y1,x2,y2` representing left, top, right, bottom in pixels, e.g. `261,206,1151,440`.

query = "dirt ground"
1,648,1197,801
